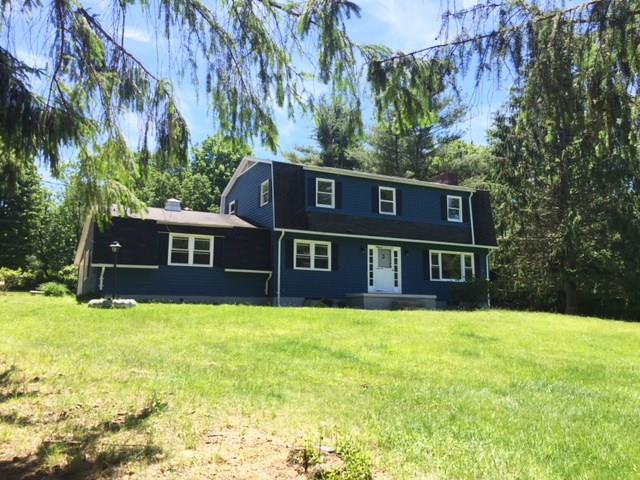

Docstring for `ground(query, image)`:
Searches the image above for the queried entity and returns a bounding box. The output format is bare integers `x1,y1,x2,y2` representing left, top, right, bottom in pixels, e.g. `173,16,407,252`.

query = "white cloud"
15,49,48,69
355,0,442,52
124,26,151,44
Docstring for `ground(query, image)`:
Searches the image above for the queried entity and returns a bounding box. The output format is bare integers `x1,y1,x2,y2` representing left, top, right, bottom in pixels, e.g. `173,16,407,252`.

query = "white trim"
228,200,237,215
260,179,270,207
303,165,474,192
224,268,272,274
468,192,475,244
367,245,402,293
315,178,335,208
428,250,475,282
73,215,93,265
293,239,332,271
168,233,214,267
446,195,463,223
275,228,498,249
378,186,396,215
92,264,159,269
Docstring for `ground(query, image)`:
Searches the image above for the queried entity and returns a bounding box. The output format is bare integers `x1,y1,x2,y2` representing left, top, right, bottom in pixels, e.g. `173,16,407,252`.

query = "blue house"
75,158,498,308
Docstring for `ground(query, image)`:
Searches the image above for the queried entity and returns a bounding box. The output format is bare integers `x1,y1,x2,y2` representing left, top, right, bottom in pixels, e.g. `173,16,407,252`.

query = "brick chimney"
428,172,459,186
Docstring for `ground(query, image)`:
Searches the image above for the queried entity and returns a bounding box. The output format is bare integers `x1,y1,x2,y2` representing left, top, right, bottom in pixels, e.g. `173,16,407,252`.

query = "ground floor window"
294,239,331,271
168,233,214,267
430,250,474,281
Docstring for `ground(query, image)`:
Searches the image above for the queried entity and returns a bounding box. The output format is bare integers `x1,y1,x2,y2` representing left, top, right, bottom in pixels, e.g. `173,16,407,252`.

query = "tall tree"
286,97,364,169
368,96,464,179
190,135,251,210
0,162,46,269
489,74,640,317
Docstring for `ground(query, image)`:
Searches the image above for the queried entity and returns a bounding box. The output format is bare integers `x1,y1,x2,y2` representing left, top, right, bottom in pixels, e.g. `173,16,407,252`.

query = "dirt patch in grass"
0,363,379,479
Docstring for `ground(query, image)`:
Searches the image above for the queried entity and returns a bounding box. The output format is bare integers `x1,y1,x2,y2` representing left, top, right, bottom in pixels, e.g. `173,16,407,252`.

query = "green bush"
0,267,37,290
39,282,70,297
451,278,491,309
54,265,78,290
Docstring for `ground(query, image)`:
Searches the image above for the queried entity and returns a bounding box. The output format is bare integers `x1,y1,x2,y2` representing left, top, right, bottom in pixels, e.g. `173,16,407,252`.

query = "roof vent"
428,172,459,186
164,198,182,212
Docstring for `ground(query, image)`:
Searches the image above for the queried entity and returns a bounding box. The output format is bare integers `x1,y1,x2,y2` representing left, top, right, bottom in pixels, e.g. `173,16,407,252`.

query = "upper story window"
316,178,335,208
379,187,396,215
294,239,331,271
447,195,463,222
260,179,270,206
228,200,237,215
169,234,214,267
430,250,474,281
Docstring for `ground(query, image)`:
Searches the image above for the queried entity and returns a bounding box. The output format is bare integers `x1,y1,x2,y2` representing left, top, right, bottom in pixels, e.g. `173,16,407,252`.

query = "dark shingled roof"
471,190,498,247
306,212,473,244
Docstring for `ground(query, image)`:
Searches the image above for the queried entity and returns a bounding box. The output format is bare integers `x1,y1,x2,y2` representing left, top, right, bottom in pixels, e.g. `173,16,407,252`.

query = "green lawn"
1,293,639,479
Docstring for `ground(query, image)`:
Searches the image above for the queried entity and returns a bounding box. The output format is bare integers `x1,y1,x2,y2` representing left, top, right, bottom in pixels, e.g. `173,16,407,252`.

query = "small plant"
289,430,373,480
39,282,70,297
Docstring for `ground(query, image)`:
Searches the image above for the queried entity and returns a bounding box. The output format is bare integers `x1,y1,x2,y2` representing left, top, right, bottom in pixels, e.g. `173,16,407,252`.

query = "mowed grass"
1,293,639,479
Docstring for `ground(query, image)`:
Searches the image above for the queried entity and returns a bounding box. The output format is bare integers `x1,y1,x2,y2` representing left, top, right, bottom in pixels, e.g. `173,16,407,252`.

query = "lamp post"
109,241,122,300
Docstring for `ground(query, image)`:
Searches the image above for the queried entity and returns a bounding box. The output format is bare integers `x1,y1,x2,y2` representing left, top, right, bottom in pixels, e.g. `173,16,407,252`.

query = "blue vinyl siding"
225,162,273,228
100,266,267,298
278,233,487,303
304,171,471,228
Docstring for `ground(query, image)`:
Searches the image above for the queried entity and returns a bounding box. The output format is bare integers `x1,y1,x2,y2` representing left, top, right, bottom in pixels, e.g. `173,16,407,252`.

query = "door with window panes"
367,245,401,293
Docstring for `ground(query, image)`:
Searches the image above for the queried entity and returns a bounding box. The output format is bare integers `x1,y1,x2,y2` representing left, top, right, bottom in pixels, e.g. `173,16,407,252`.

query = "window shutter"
268,179,272,202
331,242,339,271
463,195,470,223
307,178,315,206
441,195,447,220
423,250,429,280
285,239,294,268
372,186,379,213
396,189,403,215
213,237,224,267
335,182,343,209
159,234,169,265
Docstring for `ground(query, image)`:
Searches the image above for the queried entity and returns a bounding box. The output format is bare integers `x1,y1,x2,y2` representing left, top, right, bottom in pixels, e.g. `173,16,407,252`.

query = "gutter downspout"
265,272,272,296
276,230,285,306
486,250,493,308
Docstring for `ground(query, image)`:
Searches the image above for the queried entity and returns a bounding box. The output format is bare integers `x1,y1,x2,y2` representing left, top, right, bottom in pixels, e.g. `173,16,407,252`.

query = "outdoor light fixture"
109,241,122,299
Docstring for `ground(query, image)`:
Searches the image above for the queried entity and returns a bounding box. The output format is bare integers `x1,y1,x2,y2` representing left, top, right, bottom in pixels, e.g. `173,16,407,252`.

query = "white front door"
367,245,401,293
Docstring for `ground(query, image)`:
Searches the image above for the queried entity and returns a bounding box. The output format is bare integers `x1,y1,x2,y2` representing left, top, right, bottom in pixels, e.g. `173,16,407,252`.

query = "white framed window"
379,187,396,215
429,250,474,282
315,178,335,208
168,233,214,267
294,239,331,271
228,200,237,215
447,195,463,222
260,179,270,206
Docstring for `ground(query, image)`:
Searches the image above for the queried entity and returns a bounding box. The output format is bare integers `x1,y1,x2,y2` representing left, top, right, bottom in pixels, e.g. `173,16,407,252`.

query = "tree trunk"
563,276,578,315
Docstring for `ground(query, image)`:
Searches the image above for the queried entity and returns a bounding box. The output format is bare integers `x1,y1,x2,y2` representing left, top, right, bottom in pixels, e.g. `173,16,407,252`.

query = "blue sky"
12,0,509,182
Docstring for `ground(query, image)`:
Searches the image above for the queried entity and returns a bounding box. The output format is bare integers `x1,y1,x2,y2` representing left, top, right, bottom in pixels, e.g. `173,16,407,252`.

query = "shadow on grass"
0,365,39,403
0,365,165,479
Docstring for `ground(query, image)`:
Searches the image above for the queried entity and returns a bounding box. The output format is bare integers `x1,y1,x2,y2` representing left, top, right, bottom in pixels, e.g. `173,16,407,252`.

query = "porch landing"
346,293,437,310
